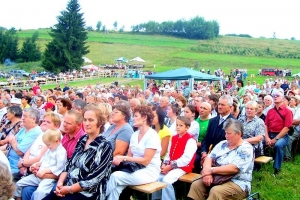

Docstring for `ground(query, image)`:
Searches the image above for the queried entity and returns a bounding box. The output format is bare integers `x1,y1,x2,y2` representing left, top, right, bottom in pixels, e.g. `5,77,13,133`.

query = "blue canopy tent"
144,67,222,91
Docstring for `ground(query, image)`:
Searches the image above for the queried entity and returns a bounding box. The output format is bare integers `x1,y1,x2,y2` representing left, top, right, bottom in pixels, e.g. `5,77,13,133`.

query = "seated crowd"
0,76,299,200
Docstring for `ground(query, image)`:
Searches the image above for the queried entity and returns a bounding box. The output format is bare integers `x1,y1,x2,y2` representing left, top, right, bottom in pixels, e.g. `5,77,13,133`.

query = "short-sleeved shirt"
40,144,67,176
196,118,209,142
239,115,265,156
265,105,293,133
209,140,254,194
158,125,172,142
187,120,199,141
130,128,161,173
103,123,133,153
28,133,46,160
0,151,10,171
62,128,85,159
7,126,42,174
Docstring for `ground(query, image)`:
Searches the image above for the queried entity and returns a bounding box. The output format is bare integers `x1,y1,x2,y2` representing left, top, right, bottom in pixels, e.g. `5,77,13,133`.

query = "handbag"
274,107,294,136
210,157,238,186
115,161,145,173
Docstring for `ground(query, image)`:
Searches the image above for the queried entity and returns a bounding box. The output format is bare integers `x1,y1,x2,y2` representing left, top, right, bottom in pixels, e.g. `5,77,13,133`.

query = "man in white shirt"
271,82,284,95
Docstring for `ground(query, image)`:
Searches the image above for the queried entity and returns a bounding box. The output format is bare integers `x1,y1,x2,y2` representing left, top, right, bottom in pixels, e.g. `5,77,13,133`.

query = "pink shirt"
62,128,85,159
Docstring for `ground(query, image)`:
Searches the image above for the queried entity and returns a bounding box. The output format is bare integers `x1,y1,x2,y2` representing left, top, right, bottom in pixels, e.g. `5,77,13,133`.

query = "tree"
0,28,19,62
19,32,41,62
102,25,106,32
119,26,125,32
113,21,118,30
42,0,89,73
96,21,102,31
86,26,94,31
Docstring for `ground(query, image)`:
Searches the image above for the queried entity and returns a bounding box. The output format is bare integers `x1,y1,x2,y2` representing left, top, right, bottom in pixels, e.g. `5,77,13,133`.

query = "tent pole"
144,78,147,91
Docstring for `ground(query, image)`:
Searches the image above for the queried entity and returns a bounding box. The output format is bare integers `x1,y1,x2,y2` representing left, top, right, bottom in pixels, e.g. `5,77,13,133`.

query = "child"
14,128,67,200
152,116,197,200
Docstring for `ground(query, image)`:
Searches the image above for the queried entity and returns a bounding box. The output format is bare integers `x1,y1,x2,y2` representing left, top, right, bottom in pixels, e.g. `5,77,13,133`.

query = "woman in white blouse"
106,105,161,200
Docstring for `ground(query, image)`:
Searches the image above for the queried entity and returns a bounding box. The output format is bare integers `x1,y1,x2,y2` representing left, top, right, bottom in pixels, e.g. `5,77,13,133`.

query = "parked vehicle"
8,69,31,77
0,72,9,78
261,68,276,76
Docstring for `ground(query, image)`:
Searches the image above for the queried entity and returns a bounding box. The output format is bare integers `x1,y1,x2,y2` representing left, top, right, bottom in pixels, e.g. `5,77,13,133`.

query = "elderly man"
263,95,273,115
61,110,85,159
265,92,293,175
6,108,42,181
0,98,8,122
159,96,170,117
194,102,212,173
144,89,153,103
199,95,235,168
72,99,87,113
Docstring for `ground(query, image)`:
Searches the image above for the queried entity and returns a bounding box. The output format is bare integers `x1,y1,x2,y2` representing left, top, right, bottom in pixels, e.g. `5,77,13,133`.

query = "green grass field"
0,29,299,199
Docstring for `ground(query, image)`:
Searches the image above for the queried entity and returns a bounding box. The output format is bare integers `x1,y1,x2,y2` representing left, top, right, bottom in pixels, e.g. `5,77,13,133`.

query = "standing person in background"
237,80,246,99
183,81,191,100
265,92,293,176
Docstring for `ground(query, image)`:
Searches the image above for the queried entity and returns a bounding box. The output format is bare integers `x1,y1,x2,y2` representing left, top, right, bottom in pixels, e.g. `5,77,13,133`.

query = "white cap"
10,97,21,105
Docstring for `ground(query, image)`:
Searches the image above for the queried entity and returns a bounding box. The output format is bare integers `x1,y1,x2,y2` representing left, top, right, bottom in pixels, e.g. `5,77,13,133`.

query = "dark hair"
177,116,191,127
176,95,187,107
7,105,23,118
119,95,128,101
237,79,244,87
169,102,181,116
48,89,53,94
60,98,72,110
76,93,84,99
48,95,57,101
22,95,32,104
112,104,131,122
37,95,45,103
14,92,22,99
133,105,154,126
208,94,219,105
185,105,199,119
152,105,165,130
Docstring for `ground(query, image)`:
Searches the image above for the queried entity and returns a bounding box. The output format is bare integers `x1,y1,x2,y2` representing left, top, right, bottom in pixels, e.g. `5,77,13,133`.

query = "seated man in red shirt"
265,92,293,176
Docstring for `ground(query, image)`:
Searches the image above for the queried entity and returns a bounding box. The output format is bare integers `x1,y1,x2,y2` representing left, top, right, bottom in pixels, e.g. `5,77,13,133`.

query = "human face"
159,97,169,108
133,112,146,128
243,96,250,104
194,97,202,107
176,119,189,136
246,105,256,118
257,104,264,114
225,127,241,147
40,116,57,132
184,107,194,121
175,99,183,108
36,97,43,107
22,111,35,128
218,98,232,116
264,97,272,107
111,109,125,124
44,140,59,151
0,100,5,109
6,111,14,121
272,93,283,104
63,114,80,135
83,110,100,135
290,98,296,107
199,103,211,118
152,110,159,126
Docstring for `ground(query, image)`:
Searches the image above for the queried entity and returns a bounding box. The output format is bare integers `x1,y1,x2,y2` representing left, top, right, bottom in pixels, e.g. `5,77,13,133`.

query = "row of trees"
131,17,220,40
0,28,41,64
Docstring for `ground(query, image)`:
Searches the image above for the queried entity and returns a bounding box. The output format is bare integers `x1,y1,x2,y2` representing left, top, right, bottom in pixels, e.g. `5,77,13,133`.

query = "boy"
152,116,197,200
14,128,67,200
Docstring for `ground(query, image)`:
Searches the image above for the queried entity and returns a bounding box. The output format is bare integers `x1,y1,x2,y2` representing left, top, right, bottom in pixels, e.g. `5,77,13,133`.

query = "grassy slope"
5,29,300,199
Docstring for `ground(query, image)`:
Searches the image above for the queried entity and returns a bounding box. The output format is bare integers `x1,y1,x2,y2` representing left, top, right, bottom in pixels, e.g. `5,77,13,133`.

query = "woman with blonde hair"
98,103,112,132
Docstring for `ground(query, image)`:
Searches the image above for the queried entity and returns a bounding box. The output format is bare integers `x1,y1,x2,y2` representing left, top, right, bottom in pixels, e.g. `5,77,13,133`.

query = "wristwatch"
210,167,214,174
69,186,73,194
275,137,279,141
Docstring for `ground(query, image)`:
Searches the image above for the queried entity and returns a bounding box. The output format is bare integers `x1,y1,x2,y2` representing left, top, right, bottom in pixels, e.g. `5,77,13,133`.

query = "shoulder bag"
274,107,294,136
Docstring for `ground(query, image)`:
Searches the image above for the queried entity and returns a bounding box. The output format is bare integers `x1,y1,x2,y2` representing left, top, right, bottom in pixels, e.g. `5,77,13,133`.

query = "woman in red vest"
152,116,197,200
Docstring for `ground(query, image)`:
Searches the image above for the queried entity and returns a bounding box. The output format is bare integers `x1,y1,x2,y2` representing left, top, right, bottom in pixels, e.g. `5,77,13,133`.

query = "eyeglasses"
272,94,280,98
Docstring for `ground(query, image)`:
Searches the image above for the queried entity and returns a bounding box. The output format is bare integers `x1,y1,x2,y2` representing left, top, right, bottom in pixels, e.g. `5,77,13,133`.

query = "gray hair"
223,118,243,137
7,105,23,118
219,95,233,106
73,99,87,110
245,101,258,111
24,107,40,124
115,100,130,110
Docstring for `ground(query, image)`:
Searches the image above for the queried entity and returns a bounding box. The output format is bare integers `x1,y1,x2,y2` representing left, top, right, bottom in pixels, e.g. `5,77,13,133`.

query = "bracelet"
69,186,73,194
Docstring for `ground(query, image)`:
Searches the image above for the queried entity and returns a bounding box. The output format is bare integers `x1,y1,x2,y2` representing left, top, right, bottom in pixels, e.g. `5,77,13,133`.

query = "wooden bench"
129,181,167,200
179,173,201,183
254,156,273,164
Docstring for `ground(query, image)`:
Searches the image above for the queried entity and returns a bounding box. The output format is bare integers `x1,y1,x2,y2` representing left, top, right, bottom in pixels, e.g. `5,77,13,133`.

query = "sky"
0,0,299,39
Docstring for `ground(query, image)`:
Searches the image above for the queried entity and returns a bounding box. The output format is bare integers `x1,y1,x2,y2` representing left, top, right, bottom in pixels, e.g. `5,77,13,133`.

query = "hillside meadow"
0,29,299,199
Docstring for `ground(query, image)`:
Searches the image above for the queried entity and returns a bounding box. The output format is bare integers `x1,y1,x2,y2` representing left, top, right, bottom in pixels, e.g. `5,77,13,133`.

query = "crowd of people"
0,74,299,200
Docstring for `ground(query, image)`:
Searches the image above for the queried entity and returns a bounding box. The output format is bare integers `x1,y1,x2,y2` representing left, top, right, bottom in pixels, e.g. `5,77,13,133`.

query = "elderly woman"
188,119,254,200
43,105,113,200
152,105,172,159
106,105,162,200
166,101,181,135
103,104,133,156
0,106,23,149
238,101,265,158
6,108,43,181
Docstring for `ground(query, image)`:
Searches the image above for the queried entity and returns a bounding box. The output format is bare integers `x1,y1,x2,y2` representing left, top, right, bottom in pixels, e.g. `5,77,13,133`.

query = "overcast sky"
0,0,299,39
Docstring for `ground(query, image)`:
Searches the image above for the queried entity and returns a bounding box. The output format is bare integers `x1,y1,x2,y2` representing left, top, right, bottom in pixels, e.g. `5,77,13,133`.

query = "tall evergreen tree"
0,28,19,62
42,0,89,73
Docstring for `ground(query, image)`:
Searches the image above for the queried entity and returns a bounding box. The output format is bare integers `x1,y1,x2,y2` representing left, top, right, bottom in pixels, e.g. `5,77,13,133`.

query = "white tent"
81,64,99,70
130,57,145,62
82,57,92,63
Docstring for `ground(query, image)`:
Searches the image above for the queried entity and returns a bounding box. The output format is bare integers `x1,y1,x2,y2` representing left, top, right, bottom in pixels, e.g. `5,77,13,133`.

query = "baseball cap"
43,102,55,110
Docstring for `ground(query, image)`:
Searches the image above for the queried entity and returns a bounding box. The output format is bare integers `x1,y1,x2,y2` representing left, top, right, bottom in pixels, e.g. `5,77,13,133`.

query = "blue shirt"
7,126,42,174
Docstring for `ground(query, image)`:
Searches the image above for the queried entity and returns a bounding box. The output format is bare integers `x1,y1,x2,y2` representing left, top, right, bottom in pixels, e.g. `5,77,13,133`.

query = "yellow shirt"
22,104,30,110
158,125,172,159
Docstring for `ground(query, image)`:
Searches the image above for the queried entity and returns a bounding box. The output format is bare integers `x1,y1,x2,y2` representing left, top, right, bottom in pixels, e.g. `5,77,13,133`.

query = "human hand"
161,165,172,175
37,169,46,177
19,167,27,175
202,175,213,186
201,168,212,177
7,135,16,144
265,137,272,146
112,157,123,166
18,159,23,168
54,183,64,197
270,138,277,146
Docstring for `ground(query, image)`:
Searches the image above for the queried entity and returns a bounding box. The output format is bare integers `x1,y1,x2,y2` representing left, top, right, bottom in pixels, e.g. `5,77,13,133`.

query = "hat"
10,97,21,105
43,102,55,110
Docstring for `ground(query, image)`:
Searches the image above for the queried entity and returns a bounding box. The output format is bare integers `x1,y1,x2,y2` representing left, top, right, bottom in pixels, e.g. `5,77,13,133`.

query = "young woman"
184,105,200,140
